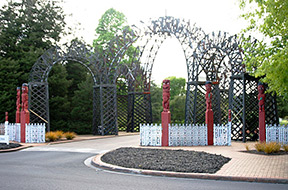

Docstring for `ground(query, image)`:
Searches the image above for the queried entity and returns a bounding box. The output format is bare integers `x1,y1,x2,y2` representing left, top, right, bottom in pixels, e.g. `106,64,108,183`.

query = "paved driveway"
0,135,287,190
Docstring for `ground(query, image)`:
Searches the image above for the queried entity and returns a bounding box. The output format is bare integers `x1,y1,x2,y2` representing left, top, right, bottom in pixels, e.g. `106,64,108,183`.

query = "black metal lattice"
28,82,50,130
27,16,279,138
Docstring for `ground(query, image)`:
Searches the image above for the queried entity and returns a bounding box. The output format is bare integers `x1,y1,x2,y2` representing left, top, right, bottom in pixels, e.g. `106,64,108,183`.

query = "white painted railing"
140,123,231,146
0,122,9,145
2,122,45,143
169,124,207,146
25,123,46,143
266,124,288,144
214,124,231,146
6,123,21,142
140,124,162,146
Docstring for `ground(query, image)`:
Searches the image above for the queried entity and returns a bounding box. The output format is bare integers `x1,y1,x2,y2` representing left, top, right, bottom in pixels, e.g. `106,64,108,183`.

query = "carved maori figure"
258,82,265,112
22,83,29,112
205,81,212,110
16,87,21,111
162,79,170,112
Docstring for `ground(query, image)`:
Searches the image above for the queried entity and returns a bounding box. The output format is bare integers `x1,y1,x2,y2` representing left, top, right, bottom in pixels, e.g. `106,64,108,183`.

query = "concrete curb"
91,153,288,184
0,132,139,153
0,144,32,153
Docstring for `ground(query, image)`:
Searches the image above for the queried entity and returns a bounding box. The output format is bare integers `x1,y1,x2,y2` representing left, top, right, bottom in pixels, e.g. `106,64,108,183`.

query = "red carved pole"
16,87,21,123
20,83,30,143
258,82,266,142
5,112,8,122
161,79,171,146
205,81,214,145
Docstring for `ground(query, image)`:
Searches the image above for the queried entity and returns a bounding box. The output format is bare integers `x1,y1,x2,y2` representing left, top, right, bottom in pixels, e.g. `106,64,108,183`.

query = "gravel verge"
101,147,231,174
0,143,21,149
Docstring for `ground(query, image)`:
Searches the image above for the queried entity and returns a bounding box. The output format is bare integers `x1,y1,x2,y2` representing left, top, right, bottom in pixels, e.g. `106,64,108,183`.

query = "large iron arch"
28,42,98,132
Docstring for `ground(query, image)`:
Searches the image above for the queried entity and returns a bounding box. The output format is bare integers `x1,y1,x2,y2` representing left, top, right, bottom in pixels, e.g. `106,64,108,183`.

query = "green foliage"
64,132,76,140
150,82,162,123
239,0,288,99
93,8,127,51
277,96,288,119
263,142,281,154
170,96,186,123
93,8,139,68
283,144,288,152
48,64,72,131
151,77,187,123
165,76,186,101
0,0,66,122
69,75,93,134
255,142,265,152
45,131,57,142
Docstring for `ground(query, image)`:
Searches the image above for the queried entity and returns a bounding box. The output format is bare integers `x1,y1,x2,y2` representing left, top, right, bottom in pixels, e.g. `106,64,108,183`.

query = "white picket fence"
169,124,207,146
1,122,45,143
0,122,9,144
140,123,231,146
266,124,288,144
7,123,21,142
25,123,46,143
140,124,162,146
214,124,231,146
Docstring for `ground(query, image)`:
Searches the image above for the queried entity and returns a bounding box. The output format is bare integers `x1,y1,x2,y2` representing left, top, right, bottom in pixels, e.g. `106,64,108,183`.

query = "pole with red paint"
161,79,171,146
20,83,30,143
205,81,214,145
16,87,21,123
258,82,266,142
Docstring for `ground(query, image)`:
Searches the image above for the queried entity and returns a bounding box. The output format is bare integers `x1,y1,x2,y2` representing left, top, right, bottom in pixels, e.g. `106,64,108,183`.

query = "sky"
1,0,250,85
62,0,249,85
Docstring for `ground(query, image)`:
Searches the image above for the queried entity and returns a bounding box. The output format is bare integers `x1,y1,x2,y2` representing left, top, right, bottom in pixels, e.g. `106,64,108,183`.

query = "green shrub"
55,130,64,140
255,142,265,152
264,142,281,154
283,144,288,152
280,119,288,125
245,144,250,151
45,132,57,142
64,132,76,140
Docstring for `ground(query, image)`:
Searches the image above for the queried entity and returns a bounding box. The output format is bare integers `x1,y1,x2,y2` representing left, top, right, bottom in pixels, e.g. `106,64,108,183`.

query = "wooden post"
205,81,214,145
258,82,266,142
20,83,30,143
161,79,171,146
16,87,21,123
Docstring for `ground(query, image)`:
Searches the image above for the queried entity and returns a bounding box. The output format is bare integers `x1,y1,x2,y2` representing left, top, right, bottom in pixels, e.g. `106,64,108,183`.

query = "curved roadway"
0,135,287,190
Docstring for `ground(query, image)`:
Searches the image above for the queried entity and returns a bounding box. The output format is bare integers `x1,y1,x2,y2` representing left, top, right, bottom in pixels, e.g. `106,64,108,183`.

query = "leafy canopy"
239,0,288,99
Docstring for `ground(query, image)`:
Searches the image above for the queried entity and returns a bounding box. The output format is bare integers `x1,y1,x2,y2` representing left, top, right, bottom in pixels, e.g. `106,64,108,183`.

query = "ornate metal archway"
28,15,279,139
119,16,278,141
29,28,137,134
120,16,206,132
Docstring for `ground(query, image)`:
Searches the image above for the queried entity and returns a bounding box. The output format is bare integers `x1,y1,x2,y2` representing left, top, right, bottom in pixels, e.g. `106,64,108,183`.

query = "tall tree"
0,0,66,122
69,75,94,134
93,8,138,67
239,0,288,99
166,76,186,101
48,64,72,131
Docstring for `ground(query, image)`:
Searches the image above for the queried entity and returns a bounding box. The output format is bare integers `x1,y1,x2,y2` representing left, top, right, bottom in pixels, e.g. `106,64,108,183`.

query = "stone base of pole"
206,109,214,145
259,111,266,142
161,111,171,147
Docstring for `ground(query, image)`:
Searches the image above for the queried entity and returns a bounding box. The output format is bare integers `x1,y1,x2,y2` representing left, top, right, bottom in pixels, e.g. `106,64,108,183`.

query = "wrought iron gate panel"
265,93,279,125
127,92,152,132
229,76,245,140
28,82,50,131
185,83,206,125
95,85,118,135
117,94,128,131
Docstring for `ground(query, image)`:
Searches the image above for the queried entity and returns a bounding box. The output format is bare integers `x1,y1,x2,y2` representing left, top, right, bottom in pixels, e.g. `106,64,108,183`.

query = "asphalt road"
0,135,287,190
